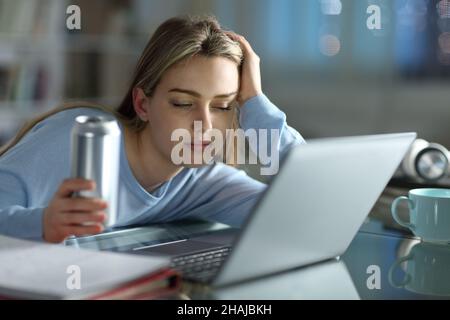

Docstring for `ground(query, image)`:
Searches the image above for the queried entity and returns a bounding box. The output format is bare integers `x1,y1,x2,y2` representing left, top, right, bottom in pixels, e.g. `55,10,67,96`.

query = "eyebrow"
168,88,238,99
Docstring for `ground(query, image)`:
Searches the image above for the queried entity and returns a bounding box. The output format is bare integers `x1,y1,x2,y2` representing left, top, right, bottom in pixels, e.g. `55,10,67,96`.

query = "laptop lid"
213,132,417,287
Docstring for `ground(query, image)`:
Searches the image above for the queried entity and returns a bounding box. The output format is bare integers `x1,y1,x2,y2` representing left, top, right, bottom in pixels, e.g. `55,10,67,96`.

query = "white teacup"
391,188,450,244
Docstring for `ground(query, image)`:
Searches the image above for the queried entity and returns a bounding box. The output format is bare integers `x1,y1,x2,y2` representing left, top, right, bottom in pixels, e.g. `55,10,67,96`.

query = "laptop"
126,133,417,286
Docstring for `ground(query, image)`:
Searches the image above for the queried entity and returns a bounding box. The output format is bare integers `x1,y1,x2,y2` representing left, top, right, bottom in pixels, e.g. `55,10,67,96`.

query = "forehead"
157,55,239,97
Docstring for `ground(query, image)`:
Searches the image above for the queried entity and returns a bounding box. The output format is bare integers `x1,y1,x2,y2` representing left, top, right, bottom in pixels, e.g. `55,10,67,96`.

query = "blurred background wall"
1,0,449,148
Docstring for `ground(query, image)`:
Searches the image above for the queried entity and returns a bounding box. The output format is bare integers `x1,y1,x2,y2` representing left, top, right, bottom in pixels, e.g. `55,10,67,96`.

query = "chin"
180,160,217,168
170,148,225,168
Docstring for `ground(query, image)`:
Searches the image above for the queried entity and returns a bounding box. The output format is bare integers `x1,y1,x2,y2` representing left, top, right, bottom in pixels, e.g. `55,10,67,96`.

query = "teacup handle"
388,255,413,289
391,196,416,231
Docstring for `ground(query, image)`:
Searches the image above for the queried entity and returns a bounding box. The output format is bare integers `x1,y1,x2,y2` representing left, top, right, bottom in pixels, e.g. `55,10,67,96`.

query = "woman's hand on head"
43,178,108,243
225,31,262,105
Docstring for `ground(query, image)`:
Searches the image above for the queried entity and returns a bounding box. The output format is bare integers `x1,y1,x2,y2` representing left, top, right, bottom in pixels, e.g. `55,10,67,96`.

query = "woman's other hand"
225,31,262,105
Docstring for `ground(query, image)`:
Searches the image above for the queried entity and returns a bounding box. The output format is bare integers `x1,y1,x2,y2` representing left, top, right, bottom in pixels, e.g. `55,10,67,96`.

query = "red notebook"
89,269,181,300
0,235,182,300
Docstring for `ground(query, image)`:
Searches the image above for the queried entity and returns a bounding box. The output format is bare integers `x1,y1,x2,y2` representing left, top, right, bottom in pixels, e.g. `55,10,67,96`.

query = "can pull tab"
76,115,103,124
85,117,102,123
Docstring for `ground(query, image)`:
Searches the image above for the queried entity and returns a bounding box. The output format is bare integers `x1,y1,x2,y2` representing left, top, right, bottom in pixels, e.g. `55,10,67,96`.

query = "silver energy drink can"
70,115,121,227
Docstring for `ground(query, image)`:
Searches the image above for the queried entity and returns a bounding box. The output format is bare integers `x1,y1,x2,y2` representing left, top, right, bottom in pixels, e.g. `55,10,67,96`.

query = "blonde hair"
0,15,243,162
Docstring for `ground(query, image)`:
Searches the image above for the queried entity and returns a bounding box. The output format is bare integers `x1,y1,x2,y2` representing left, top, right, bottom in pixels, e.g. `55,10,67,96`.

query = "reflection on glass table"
343,231,450,300
187,259,359,300
388,241,450,297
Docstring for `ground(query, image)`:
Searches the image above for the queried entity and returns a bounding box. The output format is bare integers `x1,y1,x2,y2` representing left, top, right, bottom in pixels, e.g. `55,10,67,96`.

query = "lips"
191,141,211,146
187,141,211,151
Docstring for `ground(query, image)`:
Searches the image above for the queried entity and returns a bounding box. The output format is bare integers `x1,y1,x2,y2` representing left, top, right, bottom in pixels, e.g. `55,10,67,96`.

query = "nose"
192,106,213,134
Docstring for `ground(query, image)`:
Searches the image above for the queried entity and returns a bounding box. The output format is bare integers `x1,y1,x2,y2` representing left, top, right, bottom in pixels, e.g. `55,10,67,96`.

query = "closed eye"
171,100,234,111
212,105,233,111
172,103,192,108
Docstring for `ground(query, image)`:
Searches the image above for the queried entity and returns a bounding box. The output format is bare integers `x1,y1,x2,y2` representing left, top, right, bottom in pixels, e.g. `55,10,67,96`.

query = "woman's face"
137,55,240,167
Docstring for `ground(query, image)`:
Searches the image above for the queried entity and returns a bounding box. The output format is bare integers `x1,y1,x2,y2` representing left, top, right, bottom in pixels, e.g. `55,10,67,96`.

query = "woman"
0,16,305,243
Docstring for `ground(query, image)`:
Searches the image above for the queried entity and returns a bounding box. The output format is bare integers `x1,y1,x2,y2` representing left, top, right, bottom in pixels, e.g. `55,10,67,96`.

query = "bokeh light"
319,34,341,56
438,32,450,54
395,0,428,31
437,0,450,19
320,0,342,15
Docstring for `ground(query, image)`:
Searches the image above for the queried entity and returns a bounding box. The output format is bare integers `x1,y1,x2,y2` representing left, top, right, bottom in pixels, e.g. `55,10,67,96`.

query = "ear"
132,87,151,121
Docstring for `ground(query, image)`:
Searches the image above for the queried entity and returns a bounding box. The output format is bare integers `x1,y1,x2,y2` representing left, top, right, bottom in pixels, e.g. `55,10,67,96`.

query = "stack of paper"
0,235,180,300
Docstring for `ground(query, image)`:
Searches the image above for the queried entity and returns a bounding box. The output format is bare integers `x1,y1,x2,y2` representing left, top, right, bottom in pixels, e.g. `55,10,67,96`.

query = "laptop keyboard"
170,246,231,283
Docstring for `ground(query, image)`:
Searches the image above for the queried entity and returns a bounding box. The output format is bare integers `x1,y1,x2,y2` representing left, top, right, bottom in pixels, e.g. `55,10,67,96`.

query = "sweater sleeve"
238,94,306,176
0,169,45,240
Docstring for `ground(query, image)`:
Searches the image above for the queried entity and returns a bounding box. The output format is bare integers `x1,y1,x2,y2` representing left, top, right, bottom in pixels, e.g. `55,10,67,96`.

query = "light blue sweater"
0,94,305,240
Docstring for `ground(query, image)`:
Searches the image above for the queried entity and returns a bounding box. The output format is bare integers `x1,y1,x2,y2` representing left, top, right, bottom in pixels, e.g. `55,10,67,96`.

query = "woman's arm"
0,170,45,240
238,93,306,158
226,31,305,175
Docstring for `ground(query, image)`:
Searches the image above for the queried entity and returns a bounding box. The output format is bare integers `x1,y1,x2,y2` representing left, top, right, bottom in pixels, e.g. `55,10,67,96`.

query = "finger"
225,32,254,55
61,211,107,225
225,32,245,45
56,179,96,198
224,30,238,39
57,197,108,212
62,224,104,237
224,31,245,43
238,37,254,54
224,31,243,42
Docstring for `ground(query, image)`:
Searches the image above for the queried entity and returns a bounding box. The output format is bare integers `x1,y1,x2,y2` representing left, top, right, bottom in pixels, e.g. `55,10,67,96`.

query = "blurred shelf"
64,34,146,54
0,36,145,55
0,101,57,122
0,0,152,143
0,96,123,119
